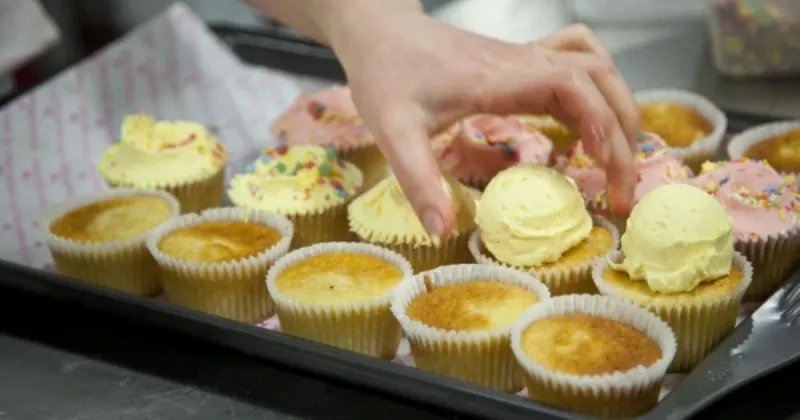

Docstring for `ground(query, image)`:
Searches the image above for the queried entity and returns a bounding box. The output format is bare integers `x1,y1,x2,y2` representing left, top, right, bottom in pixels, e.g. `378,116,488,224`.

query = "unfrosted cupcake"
147,207,293,323
272,86,386,190
43,189,180,295
593,183,753,372
348,176,480,272
511,295,676,418
98,114,228,213
433,114,553,189
520,115,578,154
469,165,619,295
636,89,727,172
392,264,551,392
557,132,693,230
266,242,412,359
728,121,800,174
228,144,363,249
691,159,799,300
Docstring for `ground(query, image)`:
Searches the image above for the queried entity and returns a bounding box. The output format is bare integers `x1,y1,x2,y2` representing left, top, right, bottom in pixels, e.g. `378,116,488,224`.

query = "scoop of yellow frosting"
98,114,227,187
228,144,362,215
476,164,592,267
347,176,480,246
610,183,733,293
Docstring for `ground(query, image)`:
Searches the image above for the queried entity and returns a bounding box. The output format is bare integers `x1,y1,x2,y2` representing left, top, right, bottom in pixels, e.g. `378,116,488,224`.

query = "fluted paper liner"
147,207,294,323
391,264,551,392
727,120,800,175
510,294,676,418
43,188,181,296
735,228,800,301
469,216,620,296
635,89,727,172
593,250,753,372
266,242,413,359
339,144,388,192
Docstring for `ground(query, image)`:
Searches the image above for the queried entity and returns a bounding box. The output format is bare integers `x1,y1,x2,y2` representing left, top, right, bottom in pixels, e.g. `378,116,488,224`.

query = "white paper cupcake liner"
356,232,474,273
593,250,753,372
391,264,551,392
468,216,620,296
147,207,294,323
266,242,413,359
635,89,728,170
727,120,800,175
510,294,676,418
735,227,800,301
42,188,181,296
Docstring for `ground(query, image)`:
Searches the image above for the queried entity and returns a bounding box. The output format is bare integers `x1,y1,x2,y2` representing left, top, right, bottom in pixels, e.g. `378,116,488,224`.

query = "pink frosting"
557,132,693,204
690,159,799,239
271,86,374,150
434,114,553,184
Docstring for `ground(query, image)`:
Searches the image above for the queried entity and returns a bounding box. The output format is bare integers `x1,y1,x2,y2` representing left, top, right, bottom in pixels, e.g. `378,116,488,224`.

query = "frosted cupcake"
728,121,800,175
267,242,413,359
636,89,727,172
147,207,293,323
469,165,619,296
691,159,799,300
433,114,553,189
557,132,693,230
98,114,228,213
348,176,480,272
43,189,180,296
392,264,551,392
520,115,578,155
593,183,753,372
228,144,363,249
511,295,676,418
272,86,386,190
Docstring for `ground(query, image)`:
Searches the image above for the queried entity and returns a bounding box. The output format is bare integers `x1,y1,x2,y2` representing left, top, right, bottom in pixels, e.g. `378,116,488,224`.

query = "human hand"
328,9,638,238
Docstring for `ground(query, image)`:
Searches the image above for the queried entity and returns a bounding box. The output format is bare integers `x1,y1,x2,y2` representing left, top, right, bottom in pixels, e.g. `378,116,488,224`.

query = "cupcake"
520,115,578,155
469,165,619,296
348,176,480,272
272,86,387,190
147,207,293,323
266,242,413,359
98,114,228,214
43,188,180,295
593,183,753,372
727,121,800,175
511,295,676,418
691,159,799,300
392,264,551,392
432,114,553,189
228,144,363,249
636,89,727,172
557,132,693,230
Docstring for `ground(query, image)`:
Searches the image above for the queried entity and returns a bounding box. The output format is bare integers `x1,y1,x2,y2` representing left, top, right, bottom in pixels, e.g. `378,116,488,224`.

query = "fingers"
537,23,612,58
372,106,456,239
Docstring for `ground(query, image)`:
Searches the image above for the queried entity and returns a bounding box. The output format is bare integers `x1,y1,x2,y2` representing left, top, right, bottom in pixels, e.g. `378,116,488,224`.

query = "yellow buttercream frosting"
98,114,227,187
228,144,363,215
476,164,593,267
609,183,734,293
348,176,480,246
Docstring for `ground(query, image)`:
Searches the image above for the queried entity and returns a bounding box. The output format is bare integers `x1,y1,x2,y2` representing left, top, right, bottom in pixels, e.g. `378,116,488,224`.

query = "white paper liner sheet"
727,120,800,175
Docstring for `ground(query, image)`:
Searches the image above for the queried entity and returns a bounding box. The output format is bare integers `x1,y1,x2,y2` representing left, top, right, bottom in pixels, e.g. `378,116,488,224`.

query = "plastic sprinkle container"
709,0,800,78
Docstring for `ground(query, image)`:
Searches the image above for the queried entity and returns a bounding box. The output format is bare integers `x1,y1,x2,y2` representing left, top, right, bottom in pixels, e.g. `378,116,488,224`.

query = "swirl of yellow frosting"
98,114,227,187
228,144,363,215
476,164,593,267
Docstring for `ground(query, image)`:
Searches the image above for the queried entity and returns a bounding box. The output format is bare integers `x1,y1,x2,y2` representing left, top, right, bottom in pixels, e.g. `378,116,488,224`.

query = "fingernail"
422,208,444,238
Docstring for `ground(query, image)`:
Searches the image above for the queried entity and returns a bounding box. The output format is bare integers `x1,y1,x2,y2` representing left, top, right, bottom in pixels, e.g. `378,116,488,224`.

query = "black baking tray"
1,23,799,420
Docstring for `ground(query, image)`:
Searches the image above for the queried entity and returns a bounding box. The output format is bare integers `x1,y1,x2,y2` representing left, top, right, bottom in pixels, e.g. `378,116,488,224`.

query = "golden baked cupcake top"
228,144,363,215
520,313,661,376
744,128,800,173
50,195,174,243
98,114,228,187
639,103,713,148
407,279,539,331
273,252,404,305
157,221,283,263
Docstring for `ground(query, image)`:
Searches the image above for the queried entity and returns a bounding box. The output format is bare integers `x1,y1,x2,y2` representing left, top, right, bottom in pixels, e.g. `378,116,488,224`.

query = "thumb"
372,107,456,239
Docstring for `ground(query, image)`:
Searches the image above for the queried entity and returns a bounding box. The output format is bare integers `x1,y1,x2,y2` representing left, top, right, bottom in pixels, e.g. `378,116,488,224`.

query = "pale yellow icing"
228,145,363,215
476,164,592,267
